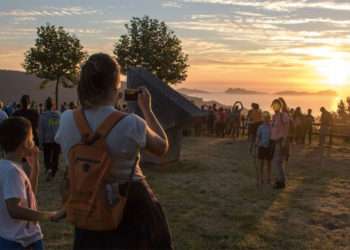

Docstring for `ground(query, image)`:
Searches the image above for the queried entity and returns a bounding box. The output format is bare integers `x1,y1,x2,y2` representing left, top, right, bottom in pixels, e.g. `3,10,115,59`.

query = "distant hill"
225,88,266,95
0,70,77,104
177,88,210,94
274,89,337,96
180,93,226,108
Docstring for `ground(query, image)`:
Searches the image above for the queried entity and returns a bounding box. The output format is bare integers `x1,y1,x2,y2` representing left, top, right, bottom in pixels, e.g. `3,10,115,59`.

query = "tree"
23,24,86,107
114,16,189,85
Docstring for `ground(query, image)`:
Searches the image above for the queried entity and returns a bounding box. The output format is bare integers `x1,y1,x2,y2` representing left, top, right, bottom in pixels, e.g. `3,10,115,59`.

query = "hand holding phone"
137,87,152,114
124,88,141,101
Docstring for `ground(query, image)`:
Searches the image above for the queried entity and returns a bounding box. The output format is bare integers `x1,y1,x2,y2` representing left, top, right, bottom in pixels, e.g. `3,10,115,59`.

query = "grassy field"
38,137,350,250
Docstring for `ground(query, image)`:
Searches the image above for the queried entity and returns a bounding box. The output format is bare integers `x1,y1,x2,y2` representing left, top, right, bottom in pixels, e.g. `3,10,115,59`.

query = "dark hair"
20,95,30,109
272,98,282,107
45,97,53,110
69,102,76,109
0,117,32,153
252,103,259,109
78,53,120,108
279,97,288,112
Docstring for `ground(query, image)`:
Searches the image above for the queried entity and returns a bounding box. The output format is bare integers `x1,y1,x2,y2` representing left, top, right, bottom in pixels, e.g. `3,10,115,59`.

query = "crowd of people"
0,52,336,250
193,98,334,190
195,102,245,138
194,101,332,146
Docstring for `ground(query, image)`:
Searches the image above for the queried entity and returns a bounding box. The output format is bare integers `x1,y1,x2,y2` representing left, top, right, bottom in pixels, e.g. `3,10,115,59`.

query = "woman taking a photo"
55,53,172,250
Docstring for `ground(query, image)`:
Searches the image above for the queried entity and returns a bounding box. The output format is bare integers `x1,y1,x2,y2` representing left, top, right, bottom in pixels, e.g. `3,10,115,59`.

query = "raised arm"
137,87,169,157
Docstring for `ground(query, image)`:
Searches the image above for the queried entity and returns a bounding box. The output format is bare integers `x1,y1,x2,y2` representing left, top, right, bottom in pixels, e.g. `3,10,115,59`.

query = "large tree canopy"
114,16,189,85
23,24,86,107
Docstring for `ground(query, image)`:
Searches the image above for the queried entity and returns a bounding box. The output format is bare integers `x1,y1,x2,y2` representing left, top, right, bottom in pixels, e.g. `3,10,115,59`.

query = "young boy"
256,111,273,187
0,117,59,250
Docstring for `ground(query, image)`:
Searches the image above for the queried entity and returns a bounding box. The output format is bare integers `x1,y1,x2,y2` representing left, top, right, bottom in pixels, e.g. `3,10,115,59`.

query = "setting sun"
314,58,350,87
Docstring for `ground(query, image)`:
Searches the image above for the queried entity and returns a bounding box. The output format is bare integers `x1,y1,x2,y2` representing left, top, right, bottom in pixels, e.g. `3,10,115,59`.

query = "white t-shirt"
0,160,43,247
0,110,8,123
55,106,147,182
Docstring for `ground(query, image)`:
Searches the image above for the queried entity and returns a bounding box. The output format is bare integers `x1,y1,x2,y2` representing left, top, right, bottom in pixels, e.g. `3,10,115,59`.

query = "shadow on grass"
234,145,349,250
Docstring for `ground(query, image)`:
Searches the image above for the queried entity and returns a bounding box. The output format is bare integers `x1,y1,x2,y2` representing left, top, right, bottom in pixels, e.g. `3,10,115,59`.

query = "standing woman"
55,53,172,249
271,98,290,189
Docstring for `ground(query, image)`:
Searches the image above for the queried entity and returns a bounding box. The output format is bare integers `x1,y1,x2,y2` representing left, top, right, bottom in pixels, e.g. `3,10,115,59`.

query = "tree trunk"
55,78,60,110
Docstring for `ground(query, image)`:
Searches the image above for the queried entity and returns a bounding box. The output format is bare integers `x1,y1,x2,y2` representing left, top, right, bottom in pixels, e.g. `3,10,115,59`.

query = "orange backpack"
65,109,130,231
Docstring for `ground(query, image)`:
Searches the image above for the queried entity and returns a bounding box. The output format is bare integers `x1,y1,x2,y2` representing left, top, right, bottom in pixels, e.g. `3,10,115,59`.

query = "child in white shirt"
0,117,60,250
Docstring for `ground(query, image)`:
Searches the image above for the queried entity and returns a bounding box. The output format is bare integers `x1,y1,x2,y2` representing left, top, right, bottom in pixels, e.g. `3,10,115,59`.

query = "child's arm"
25,146,40,193
6,198,56,222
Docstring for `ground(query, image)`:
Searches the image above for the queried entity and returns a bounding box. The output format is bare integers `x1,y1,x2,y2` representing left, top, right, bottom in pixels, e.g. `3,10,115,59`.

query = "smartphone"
124,88,141,101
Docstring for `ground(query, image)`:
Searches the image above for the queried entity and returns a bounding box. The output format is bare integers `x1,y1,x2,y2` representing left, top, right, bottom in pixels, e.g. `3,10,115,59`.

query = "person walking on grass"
305,109,314,145
207,106,215,136
230,103,242,139
247,103,263,153
215,107,226,137
256,111,273,188
38,98,61,181
293,107,304,144
0,117,60,250
319,107,332,146
271,98,290,189
55,53,172,250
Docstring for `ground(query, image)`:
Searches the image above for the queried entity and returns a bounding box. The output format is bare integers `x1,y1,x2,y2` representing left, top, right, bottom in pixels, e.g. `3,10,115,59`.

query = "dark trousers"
43,143,60,176
305,126,312,144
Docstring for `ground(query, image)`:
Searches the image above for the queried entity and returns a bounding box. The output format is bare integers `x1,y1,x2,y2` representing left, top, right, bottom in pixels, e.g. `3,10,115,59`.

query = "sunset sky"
1,0,350,93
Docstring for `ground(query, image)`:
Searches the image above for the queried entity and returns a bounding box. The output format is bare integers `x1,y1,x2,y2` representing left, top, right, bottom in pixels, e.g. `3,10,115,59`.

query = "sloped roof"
127,67,204,129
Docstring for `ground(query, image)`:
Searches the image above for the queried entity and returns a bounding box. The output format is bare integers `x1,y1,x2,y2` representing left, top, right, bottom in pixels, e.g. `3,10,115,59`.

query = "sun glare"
314,58,350,87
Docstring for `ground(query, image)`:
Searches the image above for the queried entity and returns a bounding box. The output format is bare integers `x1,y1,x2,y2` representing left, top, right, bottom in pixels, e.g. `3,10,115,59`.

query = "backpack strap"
73,109,94,143
95,112,127,139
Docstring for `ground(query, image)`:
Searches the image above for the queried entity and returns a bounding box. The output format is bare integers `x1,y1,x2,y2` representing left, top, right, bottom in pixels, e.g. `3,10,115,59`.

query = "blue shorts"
0,237,43,250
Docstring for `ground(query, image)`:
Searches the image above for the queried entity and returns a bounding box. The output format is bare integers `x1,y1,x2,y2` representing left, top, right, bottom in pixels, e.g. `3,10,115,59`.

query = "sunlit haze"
0,0,350,94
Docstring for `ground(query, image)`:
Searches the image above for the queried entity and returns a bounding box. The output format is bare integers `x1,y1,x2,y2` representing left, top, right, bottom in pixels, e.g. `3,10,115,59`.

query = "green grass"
37,137,350,250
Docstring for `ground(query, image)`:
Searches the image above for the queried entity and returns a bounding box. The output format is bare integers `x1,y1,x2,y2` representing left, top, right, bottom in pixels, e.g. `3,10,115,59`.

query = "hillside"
225,88,266,95
0,70,77,104
181,93,226,108
275,89,338,96
177,88,210,94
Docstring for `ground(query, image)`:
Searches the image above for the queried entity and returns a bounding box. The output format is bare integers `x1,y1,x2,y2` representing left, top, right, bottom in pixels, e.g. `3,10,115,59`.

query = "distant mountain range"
0,70,339,107
274,90,338,96
181,93,225,108
178,86,338,96
225,88,267,95
0,70,77,104
177,88,210,94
